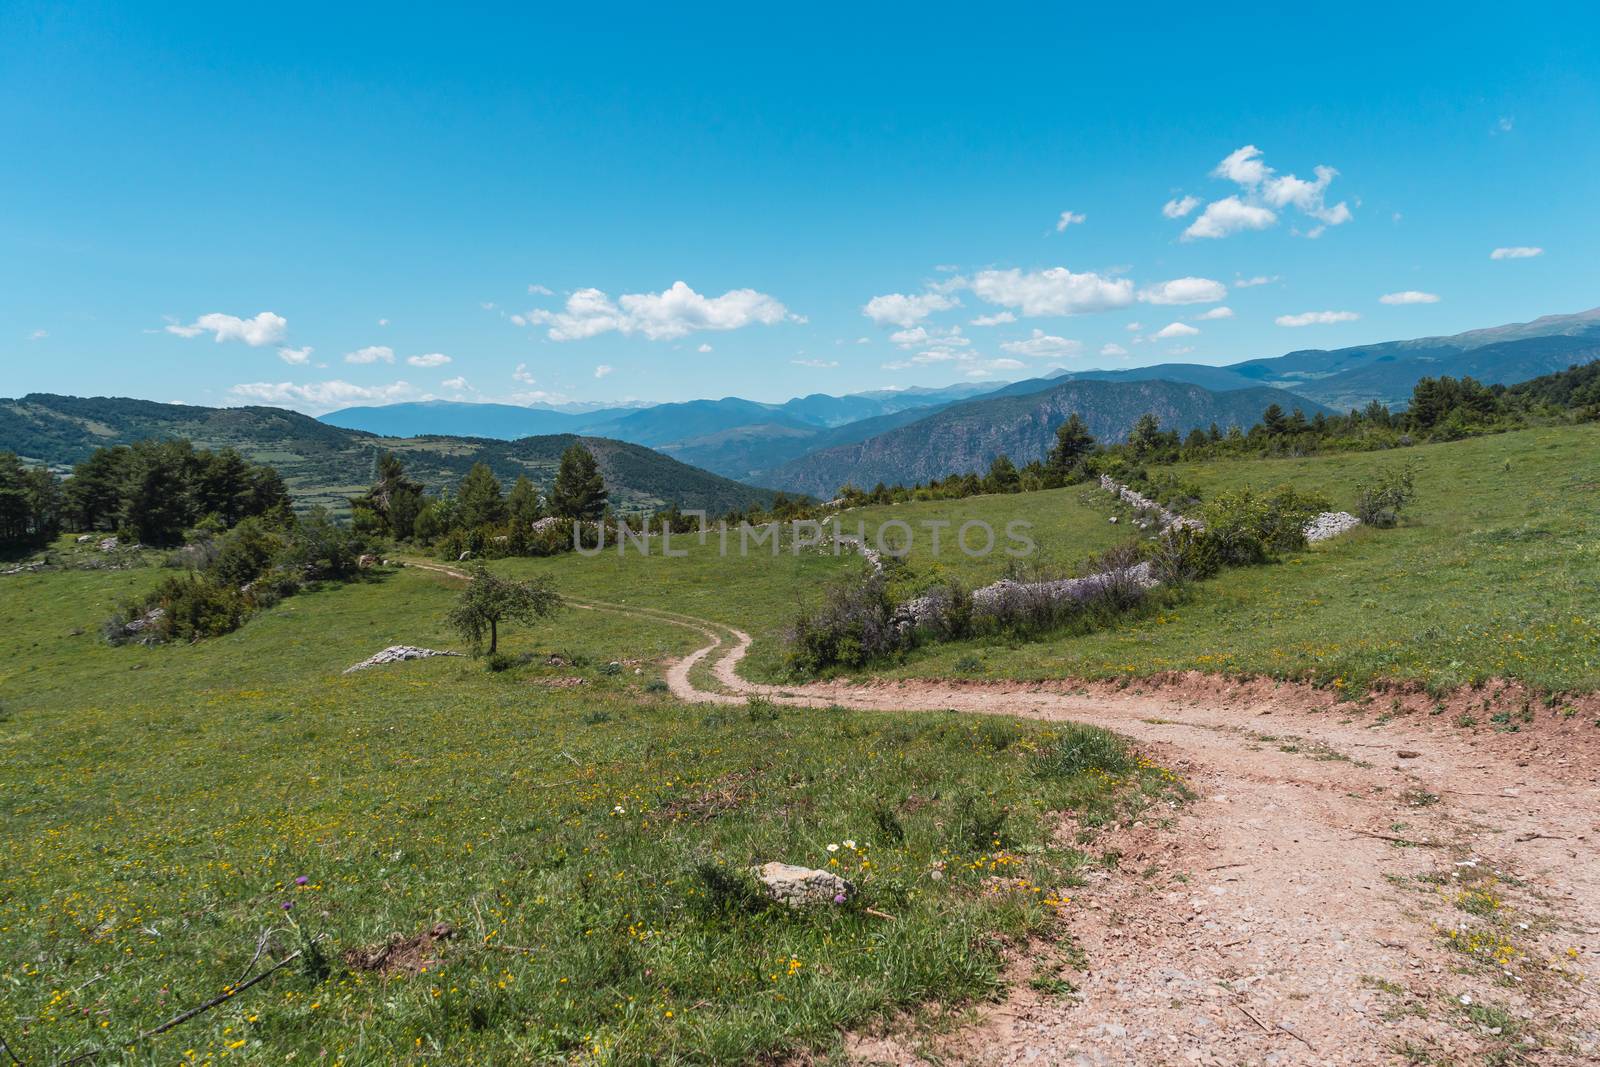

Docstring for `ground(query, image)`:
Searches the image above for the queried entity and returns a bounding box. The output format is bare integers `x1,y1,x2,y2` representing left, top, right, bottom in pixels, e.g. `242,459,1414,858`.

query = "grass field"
882,423,1600,692
0,563,1171,1065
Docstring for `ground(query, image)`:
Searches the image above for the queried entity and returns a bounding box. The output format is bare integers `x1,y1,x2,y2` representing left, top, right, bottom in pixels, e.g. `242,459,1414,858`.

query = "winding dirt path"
410,561,1600,1064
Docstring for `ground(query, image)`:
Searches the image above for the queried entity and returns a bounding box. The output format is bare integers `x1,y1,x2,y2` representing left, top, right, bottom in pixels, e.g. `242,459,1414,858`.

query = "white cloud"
1234,274,1278,288
1275,310,1360,327
697,343,713,352
406,352,452,368
1138,276,1227,305
1213,145,1271,185
987,358,1025,371
594,364,614,379
1153,321,1200,339
890,324,969,349
1162,195,1201,219
480,301,497,311
1055,210,1086,232
278,346,314,365
1100,343,1128,356
166,311,287,346
442,376,470,391
378,318,389,326
1182,146,1351,240
1195,306,1234,320
1184,196,1277,240
228,379,417,415
1124,321,1143,332
1167,345,1194,355
792,358,839,368
1379,291,1440,305
1496,116,1514,133
512,363,536,385
526,281,794,341
968,267,1134,317
27,328,48,341
1000,329,1082,358
528,283,554,296
862,290,959,327
1490,246,1542,260
345,345,396,364
970,311,1016,327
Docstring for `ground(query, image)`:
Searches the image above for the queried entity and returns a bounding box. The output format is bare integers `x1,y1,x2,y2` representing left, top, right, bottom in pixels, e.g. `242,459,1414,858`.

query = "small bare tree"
446,562,561,655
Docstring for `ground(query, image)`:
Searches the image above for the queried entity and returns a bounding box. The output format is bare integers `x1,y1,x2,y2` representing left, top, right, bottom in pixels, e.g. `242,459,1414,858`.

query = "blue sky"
4,2,1598,414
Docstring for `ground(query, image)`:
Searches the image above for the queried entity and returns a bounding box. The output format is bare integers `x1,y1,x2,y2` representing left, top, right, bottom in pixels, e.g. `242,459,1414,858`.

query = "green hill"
0,394,780,515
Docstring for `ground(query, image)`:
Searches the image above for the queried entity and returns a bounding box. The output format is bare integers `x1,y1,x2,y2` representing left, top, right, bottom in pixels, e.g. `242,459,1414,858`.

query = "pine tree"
507,475,543,524
550,444,607,521
456,462,508,529
1047,413,1095,473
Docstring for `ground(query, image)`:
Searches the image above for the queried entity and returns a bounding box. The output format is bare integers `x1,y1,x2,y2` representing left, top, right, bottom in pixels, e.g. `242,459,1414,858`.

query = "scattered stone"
358,553,378,568
1396,750,1422,759
76,534,93,544
97,537,119,551
754,862,854,907
343,646,463,673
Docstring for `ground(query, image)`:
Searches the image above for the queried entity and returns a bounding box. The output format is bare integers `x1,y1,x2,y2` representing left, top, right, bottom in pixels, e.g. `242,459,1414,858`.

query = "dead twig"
863,907,898,922
0,1029,25,1067
1344,828,1442,847
62,948,306,1065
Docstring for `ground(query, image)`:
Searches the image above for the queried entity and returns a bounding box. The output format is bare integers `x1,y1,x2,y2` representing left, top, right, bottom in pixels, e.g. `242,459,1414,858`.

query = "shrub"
1142,524,1220,585
786,572,904,674
1355,464,1418,528
1200,484,1330,565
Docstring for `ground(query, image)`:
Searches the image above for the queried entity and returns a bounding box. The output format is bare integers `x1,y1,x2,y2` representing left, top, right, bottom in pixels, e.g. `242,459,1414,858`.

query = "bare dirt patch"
341,922,456,977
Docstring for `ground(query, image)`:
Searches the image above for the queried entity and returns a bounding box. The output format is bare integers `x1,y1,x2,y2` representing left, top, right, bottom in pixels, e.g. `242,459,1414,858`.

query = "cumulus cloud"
792,358,839,368
406,352,452,367
229,379,417,415
1153,322,1200,339
1195,306,1234,320
1100,343,1128,356
345,345,396,364
1138,276,1227,305
1490,246,1543,260
1276,310,1360,327
526,281,794,341
862,290,959,327
512,363,536,385
697,343,712,352
970,311,1016,327
528,283,554,295
1000,330,1082,358
1234,274,1278,288
441,376,470,391
1055,210,1087,232
28,328,48,341
278,346,314,365
968,267,1134,317
166,311,287,346
1184,196,1277,240
1162,195,1201,219
1379,291,1440,305
1181,145,1351,240
594,364,614,379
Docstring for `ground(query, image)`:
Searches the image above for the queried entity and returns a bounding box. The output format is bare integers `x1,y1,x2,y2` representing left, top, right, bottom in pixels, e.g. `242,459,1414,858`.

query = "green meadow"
0,563,1169,1065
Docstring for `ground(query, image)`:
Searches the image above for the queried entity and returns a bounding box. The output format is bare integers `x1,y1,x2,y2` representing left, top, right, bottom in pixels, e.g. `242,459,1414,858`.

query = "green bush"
786,572,904,675
1355,464,1417,528
1200,484,1329,565
1142,523,1220,584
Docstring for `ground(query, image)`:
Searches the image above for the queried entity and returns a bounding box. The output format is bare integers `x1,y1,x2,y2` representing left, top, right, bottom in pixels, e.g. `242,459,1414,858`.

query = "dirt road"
414,563,1600,1063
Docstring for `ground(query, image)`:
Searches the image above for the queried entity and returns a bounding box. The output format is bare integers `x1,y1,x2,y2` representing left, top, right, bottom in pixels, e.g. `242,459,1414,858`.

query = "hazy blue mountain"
764,380,1331,498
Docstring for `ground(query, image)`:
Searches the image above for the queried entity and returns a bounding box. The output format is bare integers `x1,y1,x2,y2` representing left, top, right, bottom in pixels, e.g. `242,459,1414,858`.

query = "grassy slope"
882,424,1600,692
0,562,1163,1065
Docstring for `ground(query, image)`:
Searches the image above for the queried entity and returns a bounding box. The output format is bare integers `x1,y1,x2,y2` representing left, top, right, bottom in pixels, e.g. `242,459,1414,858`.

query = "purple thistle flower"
295,876,309,886
833,893,847,904
281,901,294,911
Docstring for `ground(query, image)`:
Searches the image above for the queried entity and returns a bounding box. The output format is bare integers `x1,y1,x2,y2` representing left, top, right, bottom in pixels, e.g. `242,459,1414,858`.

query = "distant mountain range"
0,394,777,516
7,308,1596,514
764,379,1330,497
320,307,1600,489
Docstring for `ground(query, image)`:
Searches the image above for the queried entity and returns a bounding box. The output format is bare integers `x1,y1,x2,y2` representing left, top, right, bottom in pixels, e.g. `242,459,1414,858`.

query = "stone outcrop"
343,646,463,674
